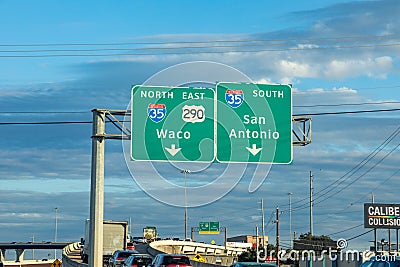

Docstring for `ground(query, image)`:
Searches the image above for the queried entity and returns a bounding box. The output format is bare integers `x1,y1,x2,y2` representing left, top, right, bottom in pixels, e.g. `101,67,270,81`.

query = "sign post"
131,85,215,162
216,82,292,164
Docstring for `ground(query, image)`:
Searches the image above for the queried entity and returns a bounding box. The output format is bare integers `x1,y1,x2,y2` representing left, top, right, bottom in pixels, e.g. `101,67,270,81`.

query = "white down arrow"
246,144,262,156
165,144,182,156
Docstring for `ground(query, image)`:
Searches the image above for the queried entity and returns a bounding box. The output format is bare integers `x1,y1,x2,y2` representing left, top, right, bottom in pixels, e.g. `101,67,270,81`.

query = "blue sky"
1,0,400,260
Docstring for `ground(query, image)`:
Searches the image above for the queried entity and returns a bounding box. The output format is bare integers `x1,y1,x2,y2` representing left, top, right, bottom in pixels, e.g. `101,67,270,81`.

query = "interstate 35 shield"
147,103,166,123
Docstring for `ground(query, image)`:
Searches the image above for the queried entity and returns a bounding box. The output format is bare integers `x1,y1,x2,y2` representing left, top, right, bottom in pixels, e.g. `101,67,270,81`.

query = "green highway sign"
199,222,208,232
216,82,292,164
131,83,293,164
199,221,220,234
210,221,220,232
131,85,215,162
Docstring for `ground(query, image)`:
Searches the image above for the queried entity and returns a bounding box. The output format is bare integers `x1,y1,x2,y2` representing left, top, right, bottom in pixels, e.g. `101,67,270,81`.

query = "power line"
1,33,400,47
294,101,400,108
0,111,89,114
313,142,400,207
291,141,400,213
2,35,400,54
346,229,374,241
1,101,399,115
295,108,400,116
327,224,363,236
0,121,92,125
347,168,400,206
1,107,400,124
283,124,400,211
1,43,399,58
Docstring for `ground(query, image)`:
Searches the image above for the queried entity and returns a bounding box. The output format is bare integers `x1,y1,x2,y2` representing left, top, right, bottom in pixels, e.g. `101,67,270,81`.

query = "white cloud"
277,60,317,78
323,56,394,79
0,212,41,219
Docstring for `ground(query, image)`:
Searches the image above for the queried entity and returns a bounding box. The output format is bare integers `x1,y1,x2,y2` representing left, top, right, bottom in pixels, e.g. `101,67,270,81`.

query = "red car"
126,242,135,251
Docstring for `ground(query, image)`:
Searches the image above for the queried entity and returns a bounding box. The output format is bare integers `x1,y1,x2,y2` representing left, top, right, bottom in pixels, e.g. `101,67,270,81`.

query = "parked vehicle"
108,250,140,267
150,254,192,267
143,226,158,243
80,219,129,264
122,254,153,267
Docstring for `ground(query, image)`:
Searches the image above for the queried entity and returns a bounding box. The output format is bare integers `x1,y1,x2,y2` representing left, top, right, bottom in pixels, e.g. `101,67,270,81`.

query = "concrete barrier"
149,240,244,266
62,242,86,267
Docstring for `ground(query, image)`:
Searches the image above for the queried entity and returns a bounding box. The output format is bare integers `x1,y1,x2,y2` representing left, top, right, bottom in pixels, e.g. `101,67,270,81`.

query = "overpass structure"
149,240,246,265
0,242,70,263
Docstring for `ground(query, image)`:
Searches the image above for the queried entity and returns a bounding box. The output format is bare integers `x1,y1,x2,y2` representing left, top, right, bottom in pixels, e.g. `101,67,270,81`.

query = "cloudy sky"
1,0,400,259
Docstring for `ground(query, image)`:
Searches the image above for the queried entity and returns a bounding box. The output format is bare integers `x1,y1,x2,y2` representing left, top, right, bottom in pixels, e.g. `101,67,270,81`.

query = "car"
132,236,147,244
108,250,140,267
122,254,153,267
360,256,400,267
126,242,135,251
150,254,192,267
230,262,278,267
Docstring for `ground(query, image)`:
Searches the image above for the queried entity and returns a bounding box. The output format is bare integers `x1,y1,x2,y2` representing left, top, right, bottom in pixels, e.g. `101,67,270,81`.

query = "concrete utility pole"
288,193,293,249
276,207,280,267
261,199,265,247
256,226,259,263
310,171,313,236
54,207,58,259
89,109,106,267
372,192,378,252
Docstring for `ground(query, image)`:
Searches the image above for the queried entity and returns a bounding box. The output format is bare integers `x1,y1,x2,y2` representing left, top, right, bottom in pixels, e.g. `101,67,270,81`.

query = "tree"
298,232,333,241
237,244,277,262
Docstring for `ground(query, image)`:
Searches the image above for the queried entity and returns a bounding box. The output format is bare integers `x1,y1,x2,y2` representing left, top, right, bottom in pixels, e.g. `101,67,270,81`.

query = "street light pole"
54,207,58,259
32,234,35,260
309,171,313,236
288,193,293,249
181,169,191,239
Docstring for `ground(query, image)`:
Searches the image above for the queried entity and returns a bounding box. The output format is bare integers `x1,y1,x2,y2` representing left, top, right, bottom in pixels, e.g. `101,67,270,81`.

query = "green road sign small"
199,221,220,234
131,85,215,162
199,222,209,232
216,82,292,164
209,221,220,232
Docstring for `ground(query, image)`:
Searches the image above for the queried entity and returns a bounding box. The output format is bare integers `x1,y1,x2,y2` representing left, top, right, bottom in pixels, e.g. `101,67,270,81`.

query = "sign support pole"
85,107,310,267
89,109,105,267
